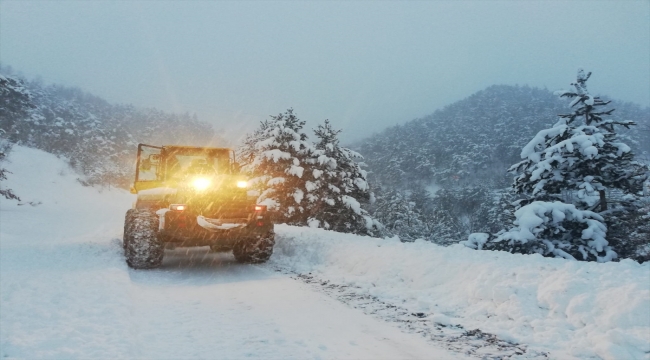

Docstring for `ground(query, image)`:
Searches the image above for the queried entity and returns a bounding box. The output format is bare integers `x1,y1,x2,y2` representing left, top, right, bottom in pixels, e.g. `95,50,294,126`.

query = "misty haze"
1,1,649,359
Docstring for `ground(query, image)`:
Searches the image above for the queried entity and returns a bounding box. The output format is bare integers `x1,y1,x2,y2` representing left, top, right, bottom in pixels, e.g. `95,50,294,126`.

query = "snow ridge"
270,225,650,360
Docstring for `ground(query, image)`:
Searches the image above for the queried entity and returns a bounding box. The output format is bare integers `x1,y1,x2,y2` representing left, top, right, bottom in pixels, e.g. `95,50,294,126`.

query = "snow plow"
123,144,274,269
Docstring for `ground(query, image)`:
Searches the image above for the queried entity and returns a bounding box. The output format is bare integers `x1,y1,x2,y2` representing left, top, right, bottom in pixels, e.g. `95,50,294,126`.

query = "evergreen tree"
306,120,380,236
237,119,271,168
470,69,648,262
511,69,646,211
0,74,33,200
0,130,20,201
465,201,612,261
242,109,314,225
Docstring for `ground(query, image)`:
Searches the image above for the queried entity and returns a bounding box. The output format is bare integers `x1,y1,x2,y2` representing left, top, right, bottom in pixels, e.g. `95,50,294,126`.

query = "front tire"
210,244,232,253
123,209,164,269
233,229,275,264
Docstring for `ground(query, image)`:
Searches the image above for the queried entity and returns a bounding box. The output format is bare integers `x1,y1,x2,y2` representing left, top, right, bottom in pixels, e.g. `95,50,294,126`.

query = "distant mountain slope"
357,85,650,189
0,66,219,188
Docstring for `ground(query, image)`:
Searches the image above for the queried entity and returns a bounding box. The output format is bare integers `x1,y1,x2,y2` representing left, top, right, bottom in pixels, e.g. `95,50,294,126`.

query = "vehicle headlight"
192,177,211,191
236,180,248,188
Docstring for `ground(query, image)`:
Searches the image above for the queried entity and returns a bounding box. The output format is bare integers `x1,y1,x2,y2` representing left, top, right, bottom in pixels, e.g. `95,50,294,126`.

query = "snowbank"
0,146,136,358
270,225,650,360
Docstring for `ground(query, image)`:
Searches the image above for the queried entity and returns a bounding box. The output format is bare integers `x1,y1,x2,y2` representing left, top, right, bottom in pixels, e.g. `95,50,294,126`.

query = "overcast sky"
1,1,648,144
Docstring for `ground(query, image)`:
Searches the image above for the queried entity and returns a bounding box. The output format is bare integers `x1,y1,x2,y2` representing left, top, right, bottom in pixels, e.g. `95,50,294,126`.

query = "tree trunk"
599,190,607,212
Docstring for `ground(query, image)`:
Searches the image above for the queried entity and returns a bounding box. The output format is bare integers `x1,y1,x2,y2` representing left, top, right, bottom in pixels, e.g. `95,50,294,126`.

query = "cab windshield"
164,148,231,180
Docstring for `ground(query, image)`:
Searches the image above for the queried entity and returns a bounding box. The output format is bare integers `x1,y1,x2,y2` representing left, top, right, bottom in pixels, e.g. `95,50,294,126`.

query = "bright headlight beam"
236,180,248,188
192,177,211,191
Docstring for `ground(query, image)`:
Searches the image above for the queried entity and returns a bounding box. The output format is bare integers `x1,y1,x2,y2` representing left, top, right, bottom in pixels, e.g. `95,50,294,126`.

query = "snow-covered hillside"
1,146,649,359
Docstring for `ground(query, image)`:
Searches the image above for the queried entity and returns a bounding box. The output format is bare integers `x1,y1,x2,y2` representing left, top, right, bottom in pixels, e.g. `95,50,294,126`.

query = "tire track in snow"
121,247,462,359
276,270,549,360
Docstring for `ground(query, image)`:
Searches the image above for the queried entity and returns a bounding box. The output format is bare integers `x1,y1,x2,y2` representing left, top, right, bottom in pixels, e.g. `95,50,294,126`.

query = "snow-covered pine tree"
0,129,20,201
554,70,649,262
0,74,34,200
306,120,380,236
237,119,271,168
242,109,314,225
468,69,648,262
464,200,611,261
511,69,646,211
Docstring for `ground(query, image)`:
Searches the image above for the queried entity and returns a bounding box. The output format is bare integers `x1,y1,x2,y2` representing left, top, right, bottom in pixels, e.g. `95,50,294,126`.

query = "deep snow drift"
1,145,649,359
270,227,650,359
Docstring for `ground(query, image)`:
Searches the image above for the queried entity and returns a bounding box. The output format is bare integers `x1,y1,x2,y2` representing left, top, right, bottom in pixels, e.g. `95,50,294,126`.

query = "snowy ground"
0,146,458,359
1,146,649,359
270,227,650,359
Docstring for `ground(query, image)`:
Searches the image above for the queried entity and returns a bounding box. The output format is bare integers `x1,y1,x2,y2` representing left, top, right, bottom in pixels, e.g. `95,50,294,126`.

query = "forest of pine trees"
353,73,649,262
2,64,648,261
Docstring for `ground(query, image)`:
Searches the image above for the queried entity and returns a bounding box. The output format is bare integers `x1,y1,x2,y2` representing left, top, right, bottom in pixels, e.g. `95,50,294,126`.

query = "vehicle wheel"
209,245,232,253
233,229,275,264
123,209,164,269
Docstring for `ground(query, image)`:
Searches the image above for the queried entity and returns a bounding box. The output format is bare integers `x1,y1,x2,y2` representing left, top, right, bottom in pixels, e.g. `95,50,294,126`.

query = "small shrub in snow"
463,233,489,250
467,201,615,262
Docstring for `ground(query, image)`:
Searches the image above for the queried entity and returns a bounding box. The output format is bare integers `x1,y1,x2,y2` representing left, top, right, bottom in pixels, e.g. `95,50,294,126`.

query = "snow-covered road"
125,249,457,359
0,147,459,359
3,146,649,359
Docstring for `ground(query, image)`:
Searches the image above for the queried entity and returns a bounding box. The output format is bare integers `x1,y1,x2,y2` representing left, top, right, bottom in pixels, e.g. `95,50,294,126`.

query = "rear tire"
123,209,164,269
233,229,275,264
